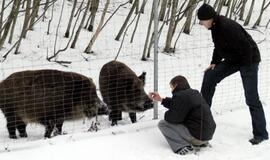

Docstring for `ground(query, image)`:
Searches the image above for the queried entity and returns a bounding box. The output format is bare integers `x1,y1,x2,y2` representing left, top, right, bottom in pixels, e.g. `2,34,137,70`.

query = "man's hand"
204,64,216,72
148,92,162,102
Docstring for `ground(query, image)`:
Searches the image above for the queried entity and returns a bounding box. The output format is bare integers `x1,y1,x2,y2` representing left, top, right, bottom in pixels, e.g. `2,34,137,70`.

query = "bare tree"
29,0,41,30
86,0,99,31
141,0,155,60
42,0,50,21
47,1,55,35
48,0,84,61
159,0,168,21
0,0,5,36
8,0,21,44
229,0,237,19
253,0,270,28
65,0,77,38
2,0,57,58
244,0,255,26
53,0,66,55
216,0,225,14
239,0,247,20
71,0,91,48
225,0,232,17
183,0,196,34
115,6,139,60
0,0,20,49
213,0,219,9
21,0,32,38
140,0,148,13
164,0,178,53
130,0,148,43
115,0,139,41
84,0,111,53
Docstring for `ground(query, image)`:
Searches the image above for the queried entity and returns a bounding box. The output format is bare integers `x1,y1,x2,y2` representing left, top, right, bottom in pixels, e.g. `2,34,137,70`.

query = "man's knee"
245,93,261,108
158,120,169,129
203,70,219,84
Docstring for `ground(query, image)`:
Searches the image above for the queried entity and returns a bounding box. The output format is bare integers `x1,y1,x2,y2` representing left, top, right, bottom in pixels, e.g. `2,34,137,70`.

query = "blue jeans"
201,62,268,139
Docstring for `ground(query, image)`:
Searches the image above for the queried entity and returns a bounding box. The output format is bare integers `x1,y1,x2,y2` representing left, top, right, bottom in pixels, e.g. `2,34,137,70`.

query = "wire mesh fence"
0,0,270,152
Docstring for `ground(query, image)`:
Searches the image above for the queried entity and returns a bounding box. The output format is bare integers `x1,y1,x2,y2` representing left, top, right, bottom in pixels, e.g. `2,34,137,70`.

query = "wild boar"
0,69,107,139
99,61,153,126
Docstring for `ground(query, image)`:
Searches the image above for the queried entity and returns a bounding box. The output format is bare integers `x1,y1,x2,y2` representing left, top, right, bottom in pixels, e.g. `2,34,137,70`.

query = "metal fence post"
153,0,159,120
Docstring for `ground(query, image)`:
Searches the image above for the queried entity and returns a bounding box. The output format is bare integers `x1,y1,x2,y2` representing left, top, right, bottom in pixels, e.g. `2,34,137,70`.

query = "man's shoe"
176,146,194,155
193,142,209,148
249,137,268,145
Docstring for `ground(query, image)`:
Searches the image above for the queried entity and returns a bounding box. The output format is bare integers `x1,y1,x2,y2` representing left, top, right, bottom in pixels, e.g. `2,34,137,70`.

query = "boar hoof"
19,132,28,138
111,121,118,126
9,135,17,139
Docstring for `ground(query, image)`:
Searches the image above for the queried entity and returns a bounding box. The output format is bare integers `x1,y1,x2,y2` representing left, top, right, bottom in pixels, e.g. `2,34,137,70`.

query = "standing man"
149,75,216,155
197,3,268,145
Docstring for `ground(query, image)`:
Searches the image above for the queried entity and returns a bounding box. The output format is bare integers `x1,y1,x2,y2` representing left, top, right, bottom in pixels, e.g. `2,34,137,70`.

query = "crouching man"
149,75,216,155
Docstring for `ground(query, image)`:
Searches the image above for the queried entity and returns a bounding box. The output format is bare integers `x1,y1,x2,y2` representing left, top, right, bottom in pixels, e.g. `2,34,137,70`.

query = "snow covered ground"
1,106,270,160
0,0,270,159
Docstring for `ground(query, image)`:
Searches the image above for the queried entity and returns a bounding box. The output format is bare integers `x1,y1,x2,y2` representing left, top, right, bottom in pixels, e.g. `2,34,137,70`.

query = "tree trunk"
244,0,255,26
47,1,55,35
164,0,178,53
229,0,237,19
21,0,31,38
213,0,219,9
131,0,148,43
0,0,5,36
0,0,20,49
8,0,21,44
65,0,77,38
29,0,41,30
183,0,196,34
115,0,139,41
48,0,84,61
84,0,110,53
159,0,168,21
253,0,270,28
239,0,247,20
42,0,50,21
225,0,232,17
71,0,91,48
140,0,148,14
217,0,225,14
88,0,99,32
141,0,155,60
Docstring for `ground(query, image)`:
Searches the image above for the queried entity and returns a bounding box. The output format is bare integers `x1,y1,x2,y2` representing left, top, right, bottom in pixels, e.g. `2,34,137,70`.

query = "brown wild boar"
0,70,108,139
99,61,153,126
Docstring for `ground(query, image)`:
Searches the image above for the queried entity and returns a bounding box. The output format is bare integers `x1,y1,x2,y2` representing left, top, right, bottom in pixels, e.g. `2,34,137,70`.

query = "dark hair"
197,3,216,20
170,75,190,91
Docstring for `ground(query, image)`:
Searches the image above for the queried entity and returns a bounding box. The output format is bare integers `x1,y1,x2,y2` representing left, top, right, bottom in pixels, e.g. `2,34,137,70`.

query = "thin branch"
115,7,138,60
53,0,66,55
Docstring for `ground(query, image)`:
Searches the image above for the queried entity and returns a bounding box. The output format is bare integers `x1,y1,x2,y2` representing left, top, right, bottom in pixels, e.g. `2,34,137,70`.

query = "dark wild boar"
99,61,153,126
0,70,108,139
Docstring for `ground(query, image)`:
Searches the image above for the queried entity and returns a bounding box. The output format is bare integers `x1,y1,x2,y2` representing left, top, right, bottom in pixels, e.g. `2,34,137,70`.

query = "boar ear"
138,72,146,85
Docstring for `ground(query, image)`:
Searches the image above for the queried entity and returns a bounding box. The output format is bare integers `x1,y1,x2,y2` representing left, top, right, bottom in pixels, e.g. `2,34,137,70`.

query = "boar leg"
4,110,17,139
42,120,55,138
109,110,122,126
54,119,64,136
129,112,137,123
16,119,28,138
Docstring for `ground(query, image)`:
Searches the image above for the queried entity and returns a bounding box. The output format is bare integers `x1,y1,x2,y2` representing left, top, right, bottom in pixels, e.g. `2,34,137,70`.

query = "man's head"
197,3,216,29
169,75,190,92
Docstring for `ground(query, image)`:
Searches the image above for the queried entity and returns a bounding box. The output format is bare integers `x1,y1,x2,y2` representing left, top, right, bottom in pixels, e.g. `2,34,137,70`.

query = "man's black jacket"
210,15,261,66
161,88,216,141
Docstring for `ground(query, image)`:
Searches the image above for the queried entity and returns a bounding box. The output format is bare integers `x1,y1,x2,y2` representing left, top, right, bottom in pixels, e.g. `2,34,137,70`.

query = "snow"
0,0,270,159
